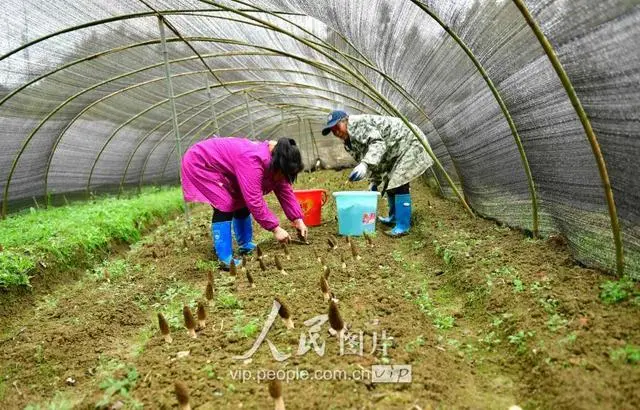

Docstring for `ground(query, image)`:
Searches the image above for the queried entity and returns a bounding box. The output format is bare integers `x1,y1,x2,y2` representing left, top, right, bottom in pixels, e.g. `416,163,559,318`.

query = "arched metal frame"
5,36,394,209
511,0,623,273
0,0,625,274
1,12,467,217
118,79,383,195
145,93,367,187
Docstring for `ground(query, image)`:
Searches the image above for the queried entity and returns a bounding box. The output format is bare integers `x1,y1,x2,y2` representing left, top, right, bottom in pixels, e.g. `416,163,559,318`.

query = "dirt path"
1,170,638,409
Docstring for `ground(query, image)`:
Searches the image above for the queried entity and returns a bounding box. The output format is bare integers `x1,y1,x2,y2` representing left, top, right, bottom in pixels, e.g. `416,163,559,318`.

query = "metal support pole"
205,76,220,135
158,16,189,224
299,117,310,172
245,92,256,138
308,119,320,159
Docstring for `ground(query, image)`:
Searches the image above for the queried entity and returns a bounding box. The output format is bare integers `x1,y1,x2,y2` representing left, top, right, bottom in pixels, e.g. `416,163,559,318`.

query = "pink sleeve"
233,158,280,231
274,180,304,222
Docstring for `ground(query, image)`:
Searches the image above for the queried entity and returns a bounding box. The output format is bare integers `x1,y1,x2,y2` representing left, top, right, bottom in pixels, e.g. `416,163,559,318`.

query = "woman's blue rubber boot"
232,214,257,255
384,194,411,237
211,221,242,270
378,193,395,226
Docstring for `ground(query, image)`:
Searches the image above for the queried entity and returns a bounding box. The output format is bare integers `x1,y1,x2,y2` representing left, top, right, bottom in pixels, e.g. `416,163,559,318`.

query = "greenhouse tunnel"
0,0,639,278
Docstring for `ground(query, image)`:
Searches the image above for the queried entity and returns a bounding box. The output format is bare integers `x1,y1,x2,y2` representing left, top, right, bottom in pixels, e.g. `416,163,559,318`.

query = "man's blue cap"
321,110,348,136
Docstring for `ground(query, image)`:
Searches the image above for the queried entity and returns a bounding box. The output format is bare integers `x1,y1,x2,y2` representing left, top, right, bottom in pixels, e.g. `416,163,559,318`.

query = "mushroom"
320,275,330,301
246,269,255,288
275,297,294,329
328,299,345,338
363,232,374,247
157,312,172,344
257,244,264,259
197,301,206,329
269,379,285,410
350,241,362,261
274,255,287,275
282,242,291,261
340,253,347,270
174,381,191,410
183,306,197,338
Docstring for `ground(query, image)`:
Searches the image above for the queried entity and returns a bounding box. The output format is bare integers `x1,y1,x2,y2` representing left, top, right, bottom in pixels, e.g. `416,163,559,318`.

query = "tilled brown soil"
1,170,639,409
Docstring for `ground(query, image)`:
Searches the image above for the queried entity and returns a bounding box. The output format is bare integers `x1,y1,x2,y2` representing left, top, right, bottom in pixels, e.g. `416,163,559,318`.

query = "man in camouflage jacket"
322,110,434,237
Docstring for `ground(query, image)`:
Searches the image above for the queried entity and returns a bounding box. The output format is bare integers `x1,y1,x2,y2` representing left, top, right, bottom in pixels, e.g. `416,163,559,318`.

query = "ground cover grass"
0,187,183,288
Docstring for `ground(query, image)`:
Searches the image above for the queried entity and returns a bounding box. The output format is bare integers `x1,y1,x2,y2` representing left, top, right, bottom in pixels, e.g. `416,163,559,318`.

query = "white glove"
348,162,368,182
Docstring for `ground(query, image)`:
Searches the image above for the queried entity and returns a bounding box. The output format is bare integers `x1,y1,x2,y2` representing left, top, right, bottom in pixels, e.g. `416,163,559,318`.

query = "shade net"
0,0,638,277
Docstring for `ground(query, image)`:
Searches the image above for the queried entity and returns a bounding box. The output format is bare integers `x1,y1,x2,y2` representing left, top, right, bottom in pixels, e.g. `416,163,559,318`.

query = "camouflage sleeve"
361,129,386,167
369,172,383,186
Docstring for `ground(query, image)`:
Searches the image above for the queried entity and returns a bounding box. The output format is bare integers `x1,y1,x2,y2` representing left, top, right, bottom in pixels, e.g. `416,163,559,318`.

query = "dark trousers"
387,183,409,195
211,207,250,223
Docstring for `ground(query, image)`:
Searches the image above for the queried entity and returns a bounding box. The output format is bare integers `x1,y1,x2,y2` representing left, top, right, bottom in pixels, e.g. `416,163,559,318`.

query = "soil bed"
1,170,638,409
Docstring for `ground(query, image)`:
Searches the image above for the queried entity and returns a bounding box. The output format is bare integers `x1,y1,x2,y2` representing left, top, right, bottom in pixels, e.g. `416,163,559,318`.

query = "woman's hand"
272,226,291,243
293,218,308,240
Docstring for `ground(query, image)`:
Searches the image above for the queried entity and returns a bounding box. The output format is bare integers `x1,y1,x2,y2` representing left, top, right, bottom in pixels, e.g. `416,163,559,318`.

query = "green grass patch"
152,281,202,330
217,291,242,309
610,344,640,364
599,277,639,305
230,311,259,339
0,187,183,289
405,282,456,330
24,392,78,410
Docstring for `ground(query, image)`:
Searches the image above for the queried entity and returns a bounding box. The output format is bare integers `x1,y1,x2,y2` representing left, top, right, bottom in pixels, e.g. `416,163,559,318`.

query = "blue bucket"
333,191,381,236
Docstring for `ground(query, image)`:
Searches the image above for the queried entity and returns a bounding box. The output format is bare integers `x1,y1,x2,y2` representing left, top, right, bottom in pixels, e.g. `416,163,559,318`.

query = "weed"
196,259,217,272
610,345,640,364
153,281,201,330
546,314,568,332
485,266,519,288
97,366,139,408
392,250,404,263
513,278,525,293
217,292,242,309
37,295,59,311
411,283,455,330
508,330,535,354
230,311,259,339
202,364,218,379
130,326,154,357
538,297,559,314
415,290,434,314
560,332,578,345
89,259,138,281
480,331,501,349
412,240,426,250
0,251,34,287
599,277,638,305
530,281,543,293
433,239,460,265
34,344,45,364
434,315,455,330
24,392,76,410
405,335,426,352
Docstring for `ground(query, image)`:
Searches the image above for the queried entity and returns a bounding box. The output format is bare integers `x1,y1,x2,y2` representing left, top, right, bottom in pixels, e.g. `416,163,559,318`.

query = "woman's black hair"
270,137,304,183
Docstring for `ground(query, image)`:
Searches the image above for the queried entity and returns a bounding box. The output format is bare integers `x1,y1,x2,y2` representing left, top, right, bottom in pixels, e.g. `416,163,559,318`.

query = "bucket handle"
320,189,328,206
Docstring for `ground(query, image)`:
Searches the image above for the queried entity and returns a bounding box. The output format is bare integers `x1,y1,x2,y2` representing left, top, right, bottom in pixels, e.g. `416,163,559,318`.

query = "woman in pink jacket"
181,137,308,269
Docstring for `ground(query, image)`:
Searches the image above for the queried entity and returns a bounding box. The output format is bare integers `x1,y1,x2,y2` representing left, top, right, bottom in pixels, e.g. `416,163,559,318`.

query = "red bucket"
293,189,328,227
